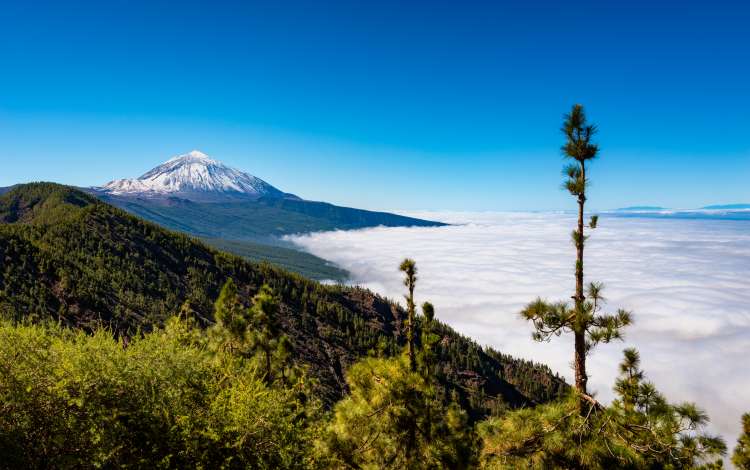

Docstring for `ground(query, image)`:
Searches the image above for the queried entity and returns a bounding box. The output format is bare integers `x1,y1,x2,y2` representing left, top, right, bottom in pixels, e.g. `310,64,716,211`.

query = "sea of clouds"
289,211,750,446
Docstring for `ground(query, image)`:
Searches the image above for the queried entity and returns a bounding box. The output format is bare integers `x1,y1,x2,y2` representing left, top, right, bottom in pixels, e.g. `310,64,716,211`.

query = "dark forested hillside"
99,193,445,242
1,183,444,282
90,190,446,281
0,183,565,415
201,237,348,281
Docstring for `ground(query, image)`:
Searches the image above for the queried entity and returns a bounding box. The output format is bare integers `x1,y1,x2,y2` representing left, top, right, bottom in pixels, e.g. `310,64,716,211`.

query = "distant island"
614,206,668,211
701,203,750,210
614,204,750,212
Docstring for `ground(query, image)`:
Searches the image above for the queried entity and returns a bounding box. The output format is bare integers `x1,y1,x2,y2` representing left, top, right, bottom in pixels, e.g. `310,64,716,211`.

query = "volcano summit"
100,150,294,201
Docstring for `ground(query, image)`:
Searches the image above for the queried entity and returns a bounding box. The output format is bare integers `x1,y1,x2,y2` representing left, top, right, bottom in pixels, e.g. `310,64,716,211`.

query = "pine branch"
520,299,575,341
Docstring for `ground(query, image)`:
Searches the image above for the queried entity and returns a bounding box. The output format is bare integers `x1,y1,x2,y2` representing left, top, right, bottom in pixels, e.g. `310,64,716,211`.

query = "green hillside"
0,183,566,413
101,193,444,241
2,184,443,281
200,237,348,282
91,192,444,282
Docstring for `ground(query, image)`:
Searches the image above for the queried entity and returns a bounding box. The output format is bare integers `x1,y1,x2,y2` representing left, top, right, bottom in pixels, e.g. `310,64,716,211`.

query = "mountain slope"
0,183,566,415
102,194,444,242
0,182,348,281
93,149,446,239
89,151,445,279
200,237,348,281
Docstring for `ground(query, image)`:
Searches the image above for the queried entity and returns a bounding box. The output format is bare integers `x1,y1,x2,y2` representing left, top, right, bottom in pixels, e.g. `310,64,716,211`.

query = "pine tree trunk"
266,347,272,384
574,329,587,392
408,411,417,466
408,283,416,373
574,162,588,412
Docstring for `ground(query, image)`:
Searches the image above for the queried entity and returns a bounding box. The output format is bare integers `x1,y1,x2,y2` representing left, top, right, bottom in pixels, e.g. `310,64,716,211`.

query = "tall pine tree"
520,105,631,411
316,268,478,469
484,107,725,467
399,258,418,373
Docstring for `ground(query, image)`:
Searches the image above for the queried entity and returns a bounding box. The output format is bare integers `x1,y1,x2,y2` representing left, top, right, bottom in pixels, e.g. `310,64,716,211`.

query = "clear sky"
1,0,748,211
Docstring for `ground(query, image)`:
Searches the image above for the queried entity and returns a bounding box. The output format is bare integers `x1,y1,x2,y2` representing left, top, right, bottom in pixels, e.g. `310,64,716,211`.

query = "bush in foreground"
0,318,318,469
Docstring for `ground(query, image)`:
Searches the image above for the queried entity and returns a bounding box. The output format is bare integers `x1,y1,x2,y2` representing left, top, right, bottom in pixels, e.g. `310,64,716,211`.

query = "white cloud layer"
289,212,750,447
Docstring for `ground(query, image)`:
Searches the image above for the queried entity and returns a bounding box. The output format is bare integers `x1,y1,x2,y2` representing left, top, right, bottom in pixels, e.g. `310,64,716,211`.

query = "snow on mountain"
100,150,287,200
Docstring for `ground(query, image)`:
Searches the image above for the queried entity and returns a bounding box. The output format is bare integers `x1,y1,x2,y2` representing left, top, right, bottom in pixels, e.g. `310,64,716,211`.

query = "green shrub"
0,318,318,469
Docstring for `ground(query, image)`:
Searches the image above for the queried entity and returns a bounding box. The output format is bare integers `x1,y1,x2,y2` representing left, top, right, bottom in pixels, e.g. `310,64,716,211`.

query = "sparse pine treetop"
399,258,417,286
562,104,599,162
734,413,750,469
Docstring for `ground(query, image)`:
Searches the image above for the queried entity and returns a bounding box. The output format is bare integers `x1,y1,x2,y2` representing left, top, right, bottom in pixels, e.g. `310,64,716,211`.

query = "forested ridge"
99,192,446,242
0,182,565,412
92,189,444,281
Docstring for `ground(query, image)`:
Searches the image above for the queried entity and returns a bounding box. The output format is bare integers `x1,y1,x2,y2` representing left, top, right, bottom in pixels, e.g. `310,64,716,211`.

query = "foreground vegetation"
1,106,747,468
0,282,741,469
0,317,317,468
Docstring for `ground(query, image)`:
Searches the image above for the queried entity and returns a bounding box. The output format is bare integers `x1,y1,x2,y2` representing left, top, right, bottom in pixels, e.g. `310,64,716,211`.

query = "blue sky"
1,0,748,210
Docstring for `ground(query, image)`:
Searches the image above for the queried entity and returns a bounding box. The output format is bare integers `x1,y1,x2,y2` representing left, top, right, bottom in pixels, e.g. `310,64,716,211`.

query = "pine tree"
483,107,727,468
480,348,726,468
734,413,750,469
609,348,726,467
317,269,479,468
399,258,418,373
316,356,478,469
419,301,441,447
248,284,291,385
399,258,420,462
613,347,643,413
213,281,293,385
520,105,631,412
419,301,438,380
213,278,248,349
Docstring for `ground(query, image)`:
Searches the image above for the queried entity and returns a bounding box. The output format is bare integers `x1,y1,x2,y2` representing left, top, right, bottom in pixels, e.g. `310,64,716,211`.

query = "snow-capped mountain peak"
100,151,286,200
166,149,214,163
